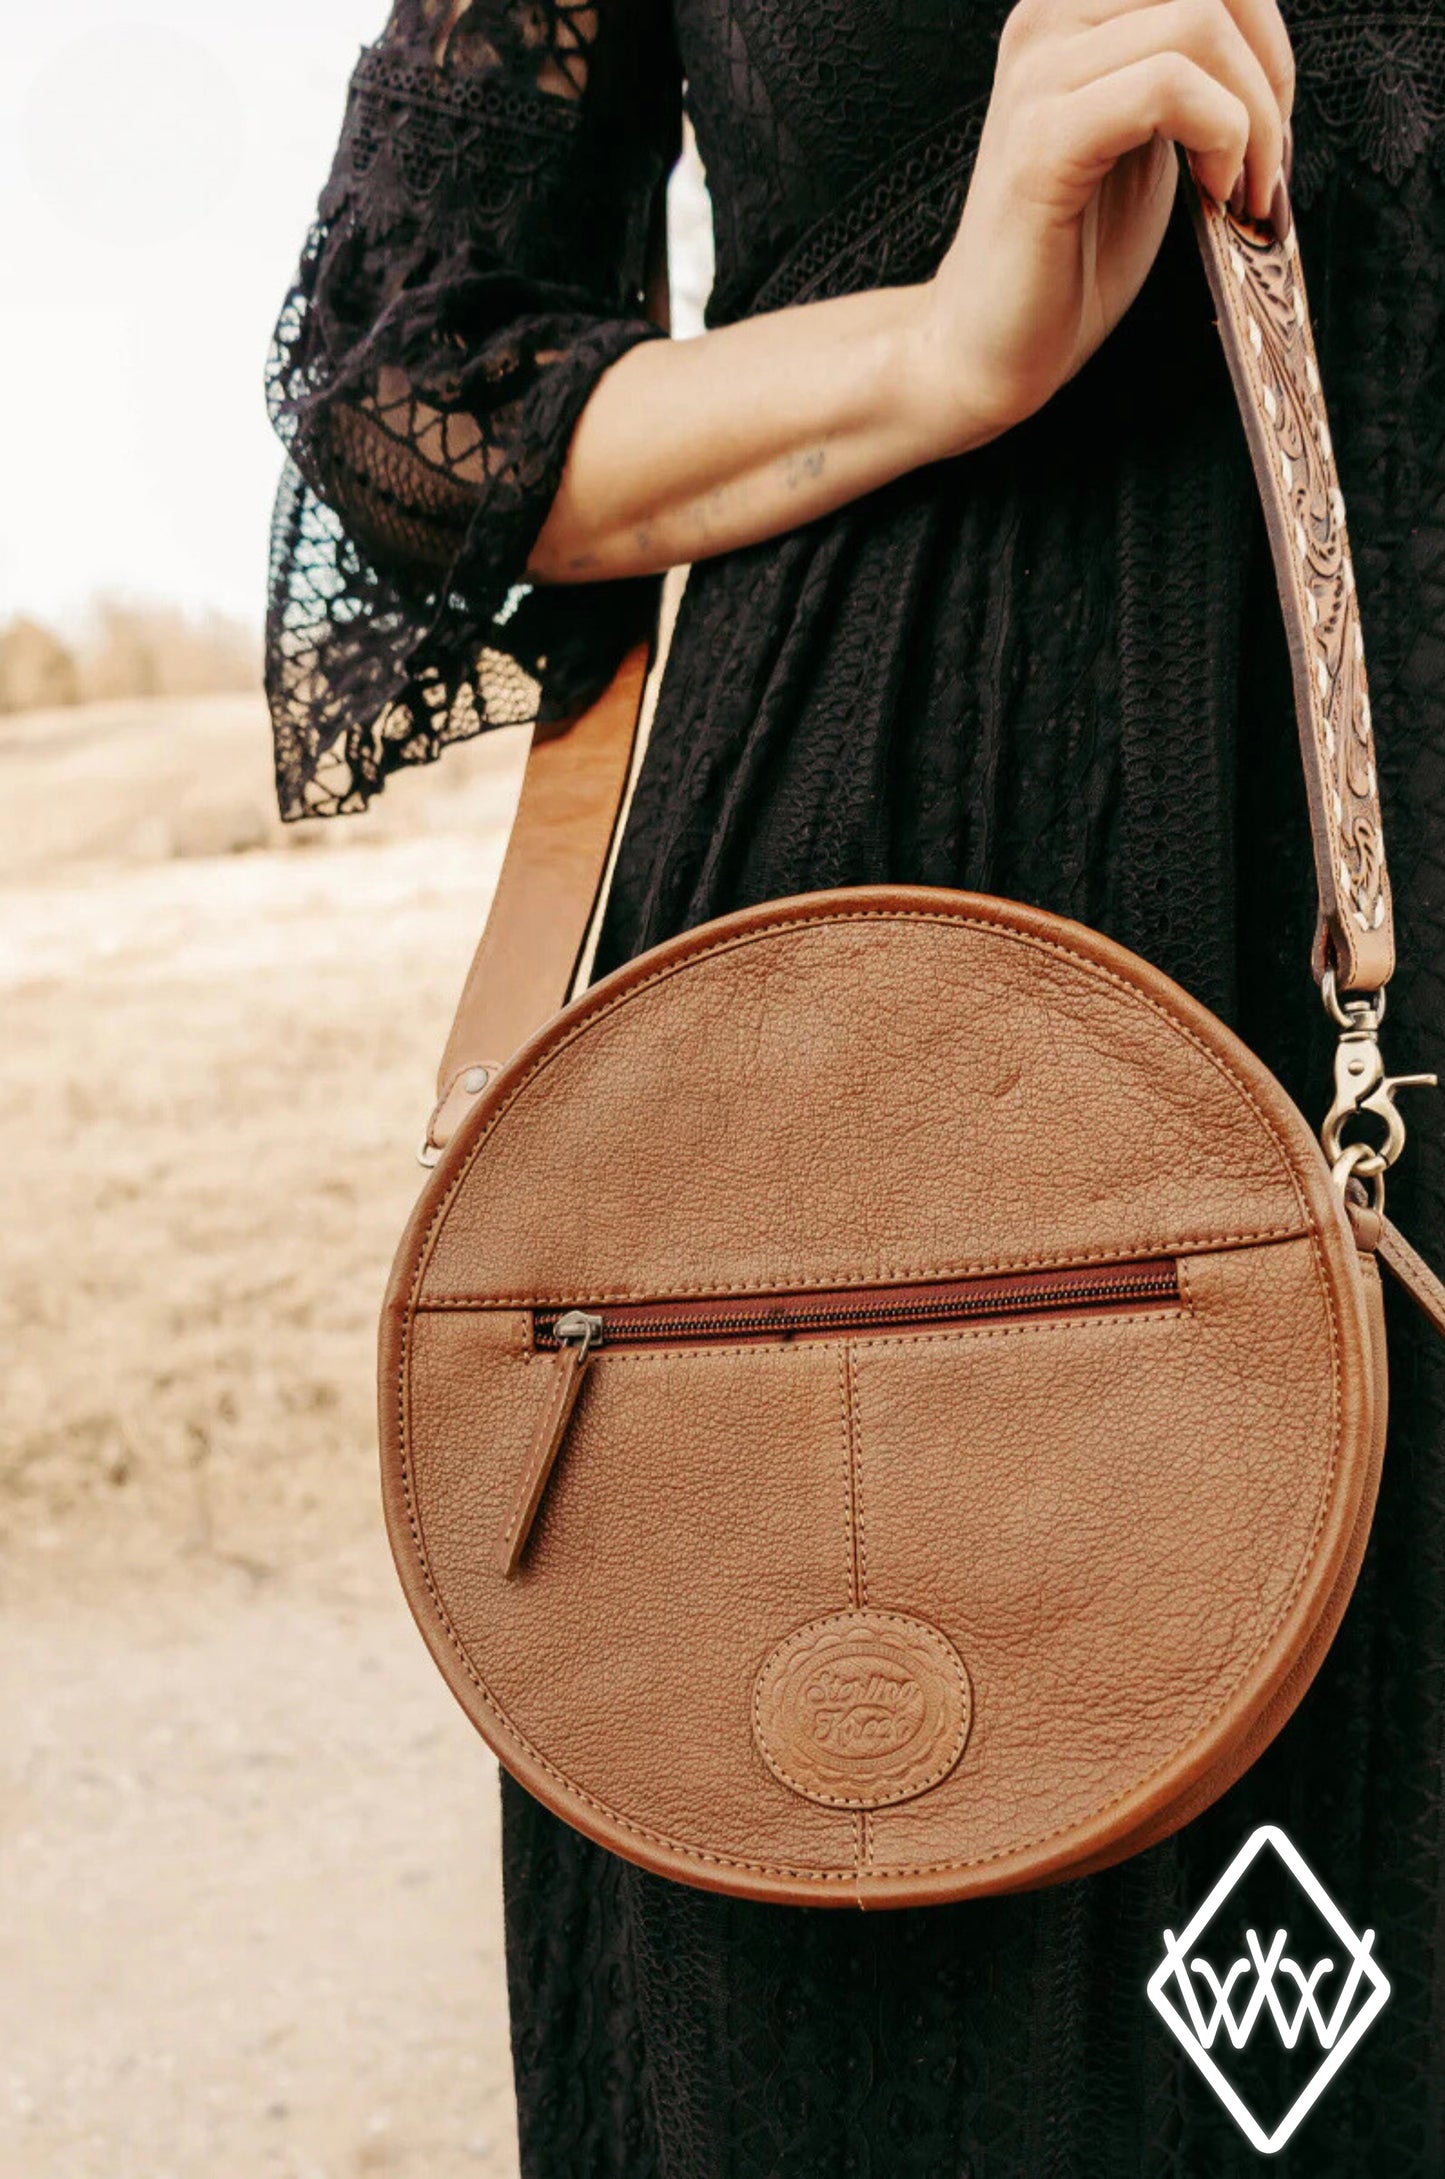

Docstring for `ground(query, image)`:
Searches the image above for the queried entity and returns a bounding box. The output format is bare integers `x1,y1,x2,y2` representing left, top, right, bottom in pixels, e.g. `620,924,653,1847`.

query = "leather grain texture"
416,901,1310,1307
752,1610,974,1811
380,888,1382,1904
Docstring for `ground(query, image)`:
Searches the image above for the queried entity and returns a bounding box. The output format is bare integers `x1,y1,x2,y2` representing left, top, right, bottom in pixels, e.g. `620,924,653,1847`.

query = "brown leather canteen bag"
380,168,1445,1907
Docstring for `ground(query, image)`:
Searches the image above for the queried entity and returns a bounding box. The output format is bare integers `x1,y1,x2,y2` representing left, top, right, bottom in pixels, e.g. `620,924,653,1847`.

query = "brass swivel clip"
1320,971,1437,1208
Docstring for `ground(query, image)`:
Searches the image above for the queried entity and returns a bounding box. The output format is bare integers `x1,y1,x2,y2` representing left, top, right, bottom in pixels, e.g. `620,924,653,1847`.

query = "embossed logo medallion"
752,1610,972,1809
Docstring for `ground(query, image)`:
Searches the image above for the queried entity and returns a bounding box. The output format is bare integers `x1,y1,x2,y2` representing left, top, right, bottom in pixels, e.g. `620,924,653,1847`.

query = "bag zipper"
535,1260,1179,1352
502,1260,1179,1577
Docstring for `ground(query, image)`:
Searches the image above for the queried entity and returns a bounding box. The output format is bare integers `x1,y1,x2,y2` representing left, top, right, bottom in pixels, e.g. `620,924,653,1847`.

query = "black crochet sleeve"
264,0,681,817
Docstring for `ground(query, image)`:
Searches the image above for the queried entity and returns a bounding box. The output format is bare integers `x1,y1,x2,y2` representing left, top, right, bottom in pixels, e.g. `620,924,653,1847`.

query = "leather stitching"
407,902,1320,1305
799,1309,1190,1354
849,1341,869,1609
1397,1251,1440,1314
421,1305,1192,1368
389,1273,1348,1883
1381,1220,1445,1331
750,1609,972,1810
499,1348,580,1564
837,1342,856,1612
415,1227,1302,1308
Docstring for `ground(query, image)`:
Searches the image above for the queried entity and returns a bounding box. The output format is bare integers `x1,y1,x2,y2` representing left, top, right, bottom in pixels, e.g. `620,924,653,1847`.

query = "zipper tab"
553,1309,604,1356
498,1312,602,1578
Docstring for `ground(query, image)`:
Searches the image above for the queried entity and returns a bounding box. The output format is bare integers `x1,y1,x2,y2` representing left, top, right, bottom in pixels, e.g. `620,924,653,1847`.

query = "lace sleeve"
264,0,681,818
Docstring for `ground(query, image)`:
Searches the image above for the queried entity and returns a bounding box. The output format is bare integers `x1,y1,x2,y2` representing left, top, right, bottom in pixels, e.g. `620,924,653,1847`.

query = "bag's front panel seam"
848,1339,869,1610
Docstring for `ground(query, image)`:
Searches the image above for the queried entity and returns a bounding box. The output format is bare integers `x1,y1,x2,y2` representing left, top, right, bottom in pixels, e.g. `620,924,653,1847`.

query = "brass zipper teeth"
534,1268,1178,1349
505,1265,1180,1575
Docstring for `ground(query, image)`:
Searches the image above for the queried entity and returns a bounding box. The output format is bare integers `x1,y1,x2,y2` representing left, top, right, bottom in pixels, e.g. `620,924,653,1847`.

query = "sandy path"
1,696,533,2177
2,1572,516,2179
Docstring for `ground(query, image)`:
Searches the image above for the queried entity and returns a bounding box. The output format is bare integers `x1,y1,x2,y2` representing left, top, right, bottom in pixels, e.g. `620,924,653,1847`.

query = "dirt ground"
1,693,538,2177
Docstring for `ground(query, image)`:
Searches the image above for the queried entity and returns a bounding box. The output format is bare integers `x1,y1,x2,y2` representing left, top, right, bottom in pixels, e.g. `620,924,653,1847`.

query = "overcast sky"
1,1,711,638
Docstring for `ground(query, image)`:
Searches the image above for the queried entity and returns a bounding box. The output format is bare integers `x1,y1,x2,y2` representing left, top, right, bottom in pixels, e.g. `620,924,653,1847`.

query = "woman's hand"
528,0,1294,582
905,0,1295,448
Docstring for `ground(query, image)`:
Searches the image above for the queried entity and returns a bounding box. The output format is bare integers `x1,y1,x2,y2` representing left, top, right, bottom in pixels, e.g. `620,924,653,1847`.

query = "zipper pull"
499,1311,602,1578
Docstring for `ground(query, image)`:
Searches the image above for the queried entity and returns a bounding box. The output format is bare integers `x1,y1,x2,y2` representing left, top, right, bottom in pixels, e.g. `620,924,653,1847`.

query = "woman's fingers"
1217,0,1295,187
999,0,1294,215
1063,0,1285,213
1217,0,1294,118
1073,0,1294,117
926,0,1301,439
1048,48,1252,209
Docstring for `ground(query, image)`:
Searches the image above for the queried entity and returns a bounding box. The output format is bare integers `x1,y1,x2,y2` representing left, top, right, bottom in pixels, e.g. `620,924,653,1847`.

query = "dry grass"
0,692,529,1573
1,692,531,2178
0,601,259,715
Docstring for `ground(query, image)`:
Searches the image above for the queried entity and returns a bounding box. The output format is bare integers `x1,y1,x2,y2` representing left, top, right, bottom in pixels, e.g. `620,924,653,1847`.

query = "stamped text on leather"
753,1610,973,1810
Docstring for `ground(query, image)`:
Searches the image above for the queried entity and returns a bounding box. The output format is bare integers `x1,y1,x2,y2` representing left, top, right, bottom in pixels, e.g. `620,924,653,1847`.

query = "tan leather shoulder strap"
426,169,1399,1159
424,642,650,1156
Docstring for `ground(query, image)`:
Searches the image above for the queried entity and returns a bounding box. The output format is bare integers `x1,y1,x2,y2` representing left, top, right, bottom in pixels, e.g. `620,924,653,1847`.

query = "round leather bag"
380,885,1386,1907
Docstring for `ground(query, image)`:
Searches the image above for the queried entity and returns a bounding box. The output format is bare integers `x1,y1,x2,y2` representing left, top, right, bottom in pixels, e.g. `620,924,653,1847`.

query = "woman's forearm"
527,284,973,584
530,0,1295,589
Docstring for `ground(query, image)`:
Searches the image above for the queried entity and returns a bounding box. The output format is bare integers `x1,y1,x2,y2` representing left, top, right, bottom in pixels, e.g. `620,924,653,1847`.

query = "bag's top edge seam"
411,1225,1313,1307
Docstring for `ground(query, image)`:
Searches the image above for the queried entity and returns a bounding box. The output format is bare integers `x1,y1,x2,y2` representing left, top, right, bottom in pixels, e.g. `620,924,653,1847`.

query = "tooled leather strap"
1188,164,1394,995
426,167,1395,1159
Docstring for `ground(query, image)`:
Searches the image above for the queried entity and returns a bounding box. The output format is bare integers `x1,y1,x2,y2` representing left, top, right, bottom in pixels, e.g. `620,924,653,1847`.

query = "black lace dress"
266,3,1445,2170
